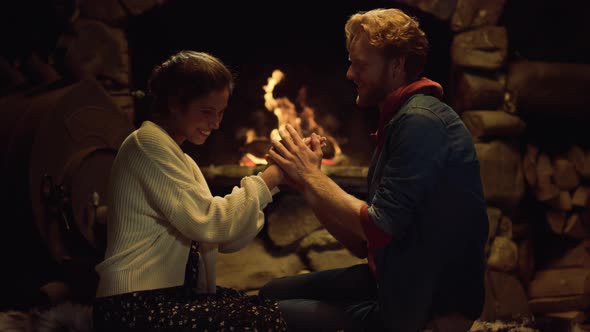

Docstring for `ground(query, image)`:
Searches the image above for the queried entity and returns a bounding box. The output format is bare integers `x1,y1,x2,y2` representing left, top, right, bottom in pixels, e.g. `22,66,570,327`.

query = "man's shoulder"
404,93,448,110
401,94,458,124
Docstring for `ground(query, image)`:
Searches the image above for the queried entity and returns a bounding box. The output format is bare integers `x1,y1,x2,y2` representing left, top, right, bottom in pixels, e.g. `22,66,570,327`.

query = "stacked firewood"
522,143,590,324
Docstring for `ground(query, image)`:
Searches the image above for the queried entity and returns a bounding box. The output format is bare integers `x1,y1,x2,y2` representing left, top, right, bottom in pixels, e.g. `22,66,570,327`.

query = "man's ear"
389,56,406,78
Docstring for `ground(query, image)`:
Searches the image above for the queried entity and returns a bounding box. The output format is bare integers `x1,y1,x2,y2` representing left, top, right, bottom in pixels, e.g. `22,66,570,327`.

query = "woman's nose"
210,113,222,129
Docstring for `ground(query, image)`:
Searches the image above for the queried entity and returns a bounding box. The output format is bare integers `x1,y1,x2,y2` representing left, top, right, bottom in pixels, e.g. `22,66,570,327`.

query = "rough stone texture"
475,141,525,211
481,270,533,322
307,248,367,272
451,70,506,113
505,61,590,118
58,19,130,86
451,0,507,32
79,0,166,25
266,193,323,248
452,26,508,70
393,0,458,21
297,228,342,253
216,238,305,292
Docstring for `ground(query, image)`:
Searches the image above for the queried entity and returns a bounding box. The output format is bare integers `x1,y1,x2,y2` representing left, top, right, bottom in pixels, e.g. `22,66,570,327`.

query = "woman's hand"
266,125,324,190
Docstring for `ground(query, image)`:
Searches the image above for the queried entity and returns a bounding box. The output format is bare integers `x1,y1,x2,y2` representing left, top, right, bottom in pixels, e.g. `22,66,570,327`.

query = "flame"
263,69,285,112
262,69,296,142
238,69,344,167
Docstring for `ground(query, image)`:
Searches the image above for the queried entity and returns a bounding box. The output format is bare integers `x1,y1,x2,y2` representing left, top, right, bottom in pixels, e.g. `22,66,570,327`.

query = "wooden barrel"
27,78,134,263
1,78,134,269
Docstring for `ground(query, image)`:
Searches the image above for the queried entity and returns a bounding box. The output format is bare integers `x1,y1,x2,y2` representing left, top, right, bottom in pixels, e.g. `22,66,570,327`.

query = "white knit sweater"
95,121,278,297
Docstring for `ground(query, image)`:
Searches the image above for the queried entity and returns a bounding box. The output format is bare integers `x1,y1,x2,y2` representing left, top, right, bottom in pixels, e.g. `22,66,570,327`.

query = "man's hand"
267,124,324,189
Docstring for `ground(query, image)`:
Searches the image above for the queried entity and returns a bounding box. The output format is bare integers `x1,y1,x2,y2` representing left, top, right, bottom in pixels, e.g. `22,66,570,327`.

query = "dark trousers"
259,263,382,331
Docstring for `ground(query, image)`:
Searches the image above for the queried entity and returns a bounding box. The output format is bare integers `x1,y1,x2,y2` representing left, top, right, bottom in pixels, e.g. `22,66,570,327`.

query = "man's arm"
300,170,368,258
268,124,368,258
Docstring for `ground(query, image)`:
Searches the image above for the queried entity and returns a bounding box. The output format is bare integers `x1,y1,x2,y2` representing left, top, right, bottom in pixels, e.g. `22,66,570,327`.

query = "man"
260,7,489,332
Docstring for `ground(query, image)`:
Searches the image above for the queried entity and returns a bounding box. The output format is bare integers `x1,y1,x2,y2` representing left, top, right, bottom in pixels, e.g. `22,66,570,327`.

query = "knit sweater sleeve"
133,124,272,244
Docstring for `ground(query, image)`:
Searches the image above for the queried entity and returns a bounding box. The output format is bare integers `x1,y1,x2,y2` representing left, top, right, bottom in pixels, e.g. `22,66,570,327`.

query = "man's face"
346,32,391,108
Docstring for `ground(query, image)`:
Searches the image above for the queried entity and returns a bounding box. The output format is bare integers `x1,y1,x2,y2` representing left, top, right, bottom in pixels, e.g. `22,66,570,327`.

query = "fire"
238,69,343,167
262,69,300,142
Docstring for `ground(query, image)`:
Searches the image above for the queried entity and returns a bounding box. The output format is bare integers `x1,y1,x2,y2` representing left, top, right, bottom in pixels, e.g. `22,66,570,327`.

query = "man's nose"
346,66,354,80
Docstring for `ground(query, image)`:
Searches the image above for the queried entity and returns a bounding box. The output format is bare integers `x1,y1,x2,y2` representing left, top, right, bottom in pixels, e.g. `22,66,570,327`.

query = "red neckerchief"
371,77,444,151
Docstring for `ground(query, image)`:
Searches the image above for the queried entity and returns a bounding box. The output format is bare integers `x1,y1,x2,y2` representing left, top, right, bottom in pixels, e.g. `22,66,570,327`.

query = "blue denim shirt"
367,94,489,331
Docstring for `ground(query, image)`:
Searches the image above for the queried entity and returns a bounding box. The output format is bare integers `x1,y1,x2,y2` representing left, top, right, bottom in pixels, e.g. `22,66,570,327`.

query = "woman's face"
167,88,230,145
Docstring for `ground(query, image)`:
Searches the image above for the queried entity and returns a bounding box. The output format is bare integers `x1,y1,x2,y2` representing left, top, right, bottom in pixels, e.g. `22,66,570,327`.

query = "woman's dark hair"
147,50,234,115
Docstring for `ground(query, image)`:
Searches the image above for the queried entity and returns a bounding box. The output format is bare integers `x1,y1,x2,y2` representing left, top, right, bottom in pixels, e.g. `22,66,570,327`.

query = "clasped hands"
266,124,326,190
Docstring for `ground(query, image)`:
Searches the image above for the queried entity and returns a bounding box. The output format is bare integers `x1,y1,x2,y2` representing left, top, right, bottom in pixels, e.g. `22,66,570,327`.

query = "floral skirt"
93,241,287,331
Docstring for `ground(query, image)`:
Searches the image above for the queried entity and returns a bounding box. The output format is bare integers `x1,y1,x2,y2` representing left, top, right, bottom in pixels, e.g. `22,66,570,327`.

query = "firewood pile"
437,0,590,330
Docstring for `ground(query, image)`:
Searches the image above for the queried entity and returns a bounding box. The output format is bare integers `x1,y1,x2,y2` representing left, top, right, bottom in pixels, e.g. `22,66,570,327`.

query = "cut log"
553,158,580,191
505,61,590,118
450,0,507,32
451,26,508,70
535,153,559,202
475,141,525,210
461,110,525,139
535,175,560,202
528,268,590,299
547,191,573,212
543,311,588,324
537,153,554,176
545,239,590,269
523,144,539,187
451,71,505,113
568,145,587,175
546,210,566,235
572,186,590,208
487,236,518,272
563,213,590,239
529,294,590,313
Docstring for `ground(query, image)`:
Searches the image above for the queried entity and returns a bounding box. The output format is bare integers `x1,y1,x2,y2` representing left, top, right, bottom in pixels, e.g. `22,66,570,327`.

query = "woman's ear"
168,97,182,114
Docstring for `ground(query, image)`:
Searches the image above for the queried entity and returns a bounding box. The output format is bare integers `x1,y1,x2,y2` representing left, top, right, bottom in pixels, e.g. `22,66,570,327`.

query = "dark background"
3,0,589,166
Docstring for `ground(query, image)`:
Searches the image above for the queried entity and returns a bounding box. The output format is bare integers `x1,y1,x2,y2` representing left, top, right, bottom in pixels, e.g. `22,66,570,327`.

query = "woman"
93,50,288,331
